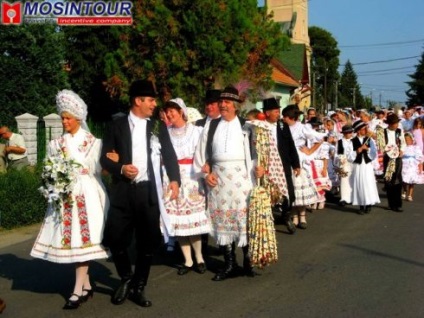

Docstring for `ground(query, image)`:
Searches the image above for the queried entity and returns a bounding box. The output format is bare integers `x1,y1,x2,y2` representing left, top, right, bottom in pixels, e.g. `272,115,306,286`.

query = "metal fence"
35,119,108,164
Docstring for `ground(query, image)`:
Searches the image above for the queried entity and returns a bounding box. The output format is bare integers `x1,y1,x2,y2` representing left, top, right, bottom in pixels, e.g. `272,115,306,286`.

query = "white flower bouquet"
335,154,348,178
39,152,81,215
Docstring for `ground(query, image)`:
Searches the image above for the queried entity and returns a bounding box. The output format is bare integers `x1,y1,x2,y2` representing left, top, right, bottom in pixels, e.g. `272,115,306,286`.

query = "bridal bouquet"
39,152,81,216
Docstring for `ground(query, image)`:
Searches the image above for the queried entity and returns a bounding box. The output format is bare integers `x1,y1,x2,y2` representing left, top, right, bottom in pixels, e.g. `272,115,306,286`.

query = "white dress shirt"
129,112,149,182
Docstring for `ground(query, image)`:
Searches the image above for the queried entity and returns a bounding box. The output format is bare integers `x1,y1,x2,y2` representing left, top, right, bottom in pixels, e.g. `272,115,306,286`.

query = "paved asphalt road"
0,181,423,318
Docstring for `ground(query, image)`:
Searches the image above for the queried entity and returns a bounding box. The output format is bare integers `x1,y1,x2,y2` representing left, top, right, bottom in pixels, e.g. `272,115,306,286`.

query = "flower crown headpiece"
56,89,88,121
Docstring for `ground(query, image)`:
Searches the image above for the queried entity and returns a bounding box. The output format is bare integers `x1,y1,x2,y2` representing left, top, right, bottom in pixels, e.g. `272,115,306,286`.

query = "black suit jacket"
276,120,300,202
195,117,208,127
101,115,180,206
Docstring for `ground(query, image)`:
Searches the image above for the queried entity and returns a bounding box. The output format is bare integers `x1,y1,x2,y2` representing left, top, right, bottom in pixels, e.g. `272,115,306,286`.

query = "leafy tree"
406,50,424,106
62,26,127,120
105,0,289,107
339,60,365,110
309,26,340,113
0,25,68,127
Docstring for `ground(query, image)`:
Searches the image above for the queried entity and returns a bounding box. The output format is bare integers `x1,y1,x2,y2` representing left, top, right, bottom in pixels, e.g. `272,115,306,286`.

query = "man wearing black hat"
381,113,406,212
260,97,300,234
194,86,256,281
101,80,181,307
195,89,222,127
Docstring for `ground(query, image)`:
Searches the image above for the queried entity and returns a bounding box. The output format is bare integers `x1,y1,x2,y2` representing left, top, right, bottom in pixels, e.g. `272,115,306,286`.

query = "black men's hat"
129,80,158,98
220,86,242,103
262,97,280,111
385,113,401,125
352,120,367,132
204,89,222,104
341,125,354,134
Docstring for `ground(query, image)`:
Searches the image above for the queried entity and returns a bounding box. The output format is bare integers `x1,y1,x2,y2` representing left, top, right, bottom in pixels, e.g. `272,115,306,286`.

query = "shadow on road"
0,253,117,299
339,243,424,268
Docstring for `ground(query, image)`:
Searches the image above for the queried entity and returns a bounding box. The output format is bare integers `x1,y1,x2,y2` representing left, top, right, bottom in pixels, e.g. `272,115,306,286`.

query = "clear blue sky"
259,0,424,106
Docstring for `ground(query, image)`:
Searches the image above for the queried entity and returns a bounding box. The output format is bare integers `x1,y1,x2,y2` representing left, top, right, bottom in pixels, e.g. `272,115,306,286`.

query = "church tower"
265,0,310,45
266,0,312,109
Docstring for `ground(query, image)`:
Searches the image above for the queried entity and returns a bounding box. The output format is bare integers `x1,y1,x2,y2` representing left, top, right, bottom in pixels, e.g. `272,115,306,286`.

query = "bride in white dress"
31,90,109,309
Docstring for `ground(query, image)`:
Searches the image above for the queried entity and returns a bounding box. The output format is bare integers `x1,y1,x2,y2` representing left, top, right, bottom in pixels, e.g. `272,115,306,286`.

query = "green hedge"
0,166,113,230
0,166,47,229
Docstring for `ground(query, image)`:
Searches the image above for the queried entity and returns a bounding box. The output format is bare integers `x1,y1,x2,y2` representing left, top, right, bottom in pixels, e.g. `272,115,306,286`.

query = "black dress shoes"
196,263,207,274
338,200,347,207
393,207,403,212
177,264,192,275
358,206,365,215
365,206,372,213
111,278,132,305
80,288,94,303
298,222,307,230
63,294,82,310
132,285,152,307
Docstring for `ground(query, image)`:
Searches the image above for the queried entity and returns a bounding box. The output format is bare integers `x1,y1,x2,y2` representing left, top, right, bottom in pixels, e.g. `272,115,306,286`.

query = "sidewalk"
0,224,40,250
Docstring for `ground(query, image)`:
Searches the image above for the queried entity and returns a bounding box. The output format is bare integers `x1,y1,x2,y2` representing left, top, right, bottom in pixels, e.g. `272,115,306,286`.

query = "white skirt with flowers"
162,163,210,237
30,174,110,264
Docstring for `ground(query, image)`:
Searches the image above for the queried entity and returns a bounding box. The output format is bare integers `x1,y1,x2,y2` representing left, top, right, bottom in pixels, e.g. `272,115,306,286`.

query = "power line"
351,56,420,66
357,66,415,74
339,38,424,48
358,71,412,77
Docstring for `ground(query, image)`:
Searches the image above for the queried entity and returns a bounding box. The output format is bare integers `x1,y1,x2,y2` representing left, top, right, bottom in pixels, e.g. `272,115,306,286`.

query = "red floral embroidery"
75,194,92,247
61,194,92,248
61,194,73,249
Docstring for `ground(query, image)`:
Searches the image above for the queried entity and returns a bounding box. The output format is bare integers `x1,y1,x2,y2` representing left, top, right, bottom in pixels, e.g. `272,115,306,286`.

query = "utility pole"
334,81,338,110
324,72,327,114
312,72,316,107
323,61,328,114
379,92,382,108
353,87,356,109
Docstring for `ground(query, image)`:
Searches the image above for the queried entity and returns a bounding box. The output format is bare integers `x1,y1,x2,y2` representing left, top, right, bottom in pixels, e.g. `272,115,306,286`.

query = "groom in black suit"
262,98,301,234
101,80,180,308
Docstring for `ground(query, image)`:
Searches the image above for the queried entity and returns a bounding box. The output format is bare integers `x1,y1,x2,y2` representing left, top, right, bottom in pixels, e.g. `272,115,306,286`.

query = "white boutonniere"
150,134,161,154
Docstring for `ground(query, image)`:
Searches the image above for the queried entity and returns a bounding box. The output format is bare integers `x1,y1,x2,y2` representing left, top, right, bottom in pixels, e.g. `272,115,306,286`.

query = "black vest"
351,136,371,164
337,139,345,155
384,128,402,148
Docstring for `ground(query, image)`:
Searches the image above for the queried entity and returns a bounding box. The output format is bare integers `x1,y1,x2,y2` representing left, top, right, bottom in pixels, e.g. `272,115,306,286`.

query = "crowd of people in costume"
24,80,424,311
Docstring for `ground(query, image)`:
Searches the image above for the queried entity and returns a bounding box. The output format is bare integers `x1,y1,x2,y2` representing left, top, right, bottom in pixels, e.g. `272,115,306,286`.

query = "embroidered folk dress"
288,121,320,206
402,144,424,184
31,128,109,263
310,142,332,203
161,123,210,237
194,118,254,247
249,120,288,204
